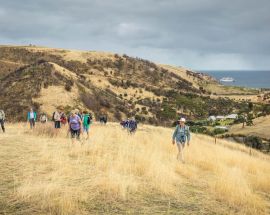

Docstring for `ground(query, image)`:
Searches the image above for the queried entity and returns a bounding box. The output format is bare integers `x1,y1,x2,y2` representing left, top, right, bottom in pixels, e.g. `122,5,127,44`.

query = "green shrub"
190,126,207,133
212,128,227,136
157,104,176,120
65,83,72,91
244,136,263,150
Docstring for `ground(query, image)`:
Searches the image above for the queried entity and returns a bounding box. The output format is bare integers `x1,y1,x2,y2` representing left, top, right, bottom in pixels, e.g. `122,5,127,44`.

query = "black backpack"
87,115,91,125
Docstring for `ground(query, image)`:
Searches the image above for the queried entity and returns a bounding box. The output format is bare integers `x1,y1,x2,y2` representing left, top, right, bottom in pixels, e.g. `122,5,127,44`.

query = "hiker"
0,109,5,133
124,118,130,129
52,109,61,129
69,110,82,143
120,120,127,129
99,115,103,124
40,112,48,123
99,114,107,124
172,117,191,163
80,111,84,120
82,111,92,140
27,108,37,129
66,112,71,137
128,118,137,134
75,109,83,120
60,112,67,126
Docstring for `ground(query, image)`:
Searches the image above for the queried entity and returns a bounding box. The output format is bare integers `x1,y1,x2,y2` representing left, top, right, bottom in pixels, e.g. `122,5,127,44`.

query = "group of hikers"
26,108,93,142
0,108,191,163
120,118,138,133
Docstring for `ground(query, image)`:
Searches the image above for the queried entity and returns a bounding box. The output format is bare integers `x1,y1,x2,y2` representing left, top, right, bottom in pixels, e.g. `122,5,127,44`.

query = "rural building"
208,116,216,121
216,116,225,120
226,114,238,119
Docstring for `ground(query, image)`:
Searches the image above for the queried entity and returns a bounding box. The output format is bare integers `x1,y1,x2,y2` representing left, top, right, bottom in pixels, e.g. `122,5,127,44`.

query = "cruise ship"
220,77,235,82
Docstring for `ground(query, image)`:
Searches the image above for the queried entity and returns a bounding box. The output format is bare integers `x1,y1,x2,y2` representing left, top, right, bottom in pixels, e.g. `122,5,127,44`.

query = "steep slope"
0,45,258,123
0,61,77,120
0,59,24,78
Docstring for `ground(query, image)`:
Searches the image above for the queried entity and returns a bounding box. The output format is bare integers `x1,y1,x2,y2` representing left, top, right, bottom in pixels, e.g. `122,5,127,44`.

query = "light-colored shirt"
69,115,81,130
172,125,191,143
30,112,34,119
54,111,61,121
0,110,5,120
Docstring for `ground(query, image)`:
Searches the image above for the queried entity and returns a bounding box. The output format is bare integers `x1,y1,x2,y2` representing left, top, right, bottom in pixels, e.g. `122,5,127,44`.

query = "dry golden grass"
23,46,116,63
0,59,25,66
88,75,161,101
160,64,202,89
229,115,270,139
3,45,260,101
203,83,258,95
160,64,258,97
0,123,269,214
211,94,260,102
33,85,84,114
50,62,78,80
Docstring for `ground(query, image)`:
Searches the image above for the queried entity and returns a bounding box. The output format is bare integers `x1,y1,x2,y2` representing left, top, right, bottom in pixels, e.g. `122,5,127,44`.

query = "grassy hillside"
229,115,270,139
0,123,269,214
160,64,259,96
0,45,260,124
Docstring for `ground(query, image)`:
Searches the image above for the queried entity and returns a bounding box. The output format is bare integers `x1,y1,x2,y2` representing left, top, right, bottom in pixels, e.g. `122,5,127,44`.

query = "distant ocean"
201,71,270,89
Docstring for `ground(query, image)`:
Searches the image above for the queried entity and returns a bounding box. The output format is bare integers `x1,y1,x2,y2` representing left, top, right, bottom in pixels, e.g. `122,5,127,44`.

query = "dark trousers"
29,118,35,129
70,128,80,139
0,119,5,133
54,121,61,129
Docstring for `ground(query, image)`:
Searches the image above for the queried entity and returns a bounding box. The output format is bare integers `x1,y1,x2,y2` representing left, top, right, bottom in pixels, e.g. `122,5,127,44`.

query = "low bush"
244,136,263,150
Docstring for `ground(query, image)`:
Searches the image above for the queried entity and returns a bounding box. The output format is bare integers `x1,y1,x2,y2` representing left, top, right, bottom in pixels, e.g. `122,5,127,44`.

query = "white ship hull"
220,77,235,82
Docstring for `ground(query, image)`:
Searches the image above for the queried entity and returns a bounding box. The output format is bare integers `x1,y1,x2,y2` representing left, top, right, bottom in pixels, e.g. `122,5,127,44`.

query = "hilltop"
0,45,261,124
0,123,269,214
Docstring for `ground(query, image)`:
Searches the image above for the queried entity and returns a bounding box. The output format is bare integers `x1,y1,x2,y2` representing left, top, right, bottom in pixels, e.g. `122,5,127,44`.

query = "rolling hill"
229,115,270,139
0,45,260,124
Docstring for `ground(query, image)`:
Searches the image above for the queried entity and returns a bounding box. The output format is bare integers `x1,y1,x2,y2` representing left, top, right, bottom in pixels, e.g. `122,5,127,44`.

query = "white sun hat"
178,117,186,122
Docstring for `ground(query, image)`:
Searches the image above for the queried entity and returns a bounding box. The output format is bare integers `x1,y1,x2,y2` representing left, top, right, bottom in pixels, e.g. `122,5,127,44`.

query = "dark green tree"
246,113,254,126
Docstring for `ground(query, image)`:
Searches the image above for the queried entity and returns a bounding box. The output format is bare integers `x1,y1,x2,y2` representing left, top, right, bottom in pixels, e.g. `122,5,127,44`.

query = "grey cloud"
0,0,270,70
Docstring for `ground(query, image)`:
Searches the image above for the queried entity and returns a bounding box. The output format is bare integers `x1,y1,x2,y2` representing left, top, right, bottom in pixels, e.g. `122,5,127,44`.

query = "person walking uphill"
27,108,37,129
172,117,191,163
69,110,82,144
40,112,48,123
0,109,5,133
128,117,137,134
52,109,61,129
82,111,92,140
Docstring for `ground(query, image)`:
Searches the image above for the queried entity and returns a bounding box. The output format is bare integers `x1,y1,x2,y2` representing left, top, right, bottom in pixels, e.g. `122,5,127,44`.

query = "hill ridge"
0,45,260,124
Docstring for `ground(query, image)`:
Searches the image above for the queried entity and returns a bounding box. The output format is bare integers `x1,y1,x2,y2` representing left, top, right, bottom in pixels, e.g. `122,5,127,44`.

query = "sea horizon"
199,70,270,89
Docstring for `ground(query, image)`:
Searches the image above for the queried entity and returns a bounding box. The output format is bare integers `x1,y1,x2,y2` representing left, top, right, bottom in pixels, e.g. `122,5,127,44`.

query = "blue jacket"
128,120,137,130
27,112,37,121
172,125,190,143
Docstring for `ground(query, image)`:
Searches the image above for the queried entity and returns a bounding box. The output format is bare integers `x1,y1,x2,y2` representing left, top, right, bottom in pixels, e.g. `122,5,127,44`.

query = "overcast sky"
0,0,270,70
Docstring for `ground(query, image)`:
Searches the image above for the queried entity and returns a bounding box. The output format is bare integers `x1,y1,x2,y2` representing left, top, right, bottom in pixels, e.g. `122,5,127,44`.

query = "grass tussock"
0,123,270,214
29,123,65,137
